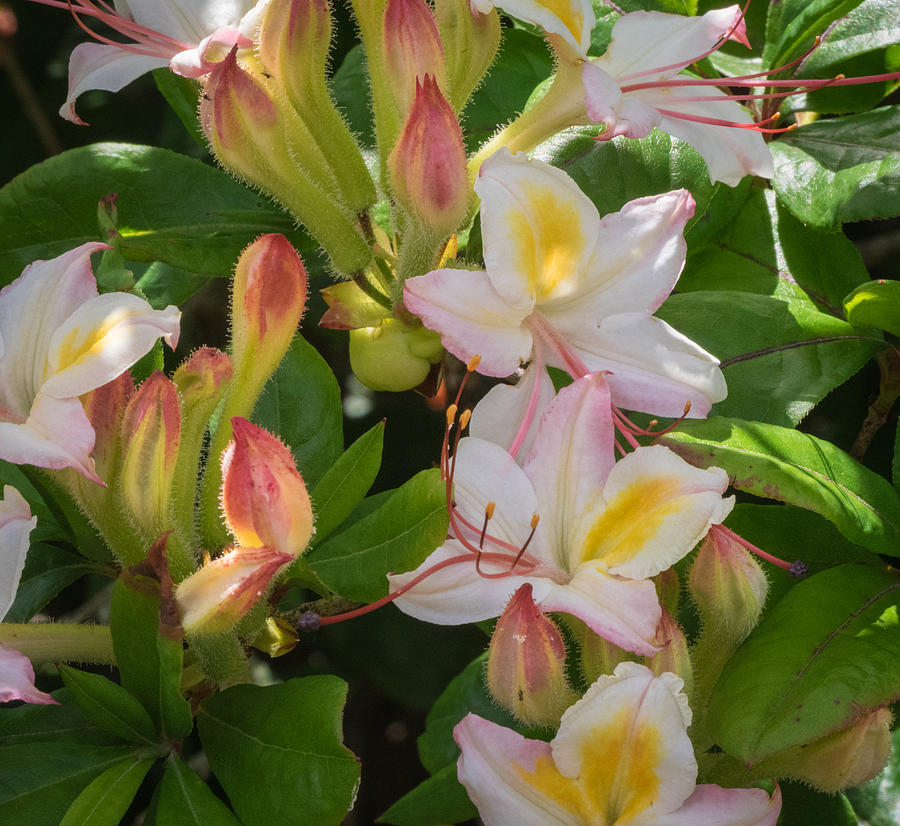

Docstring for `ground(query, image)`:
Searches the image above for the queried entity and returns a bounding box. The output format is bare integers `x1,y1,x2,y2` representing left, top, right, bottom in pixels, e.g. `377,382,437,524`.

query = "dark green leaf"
253,335,343,489
764,0,866,69
0,143,309,288
616,0,696,12
152,70,206,149
197,676,359,826
657,291,881,426
155,753,241,826
329,45,374,149
4,544,103,623
310,421,385,545
60,756,154,826
110,578,193,740
548,129,716,226
771,106,900,227
307,469,449,602
0,688,121,747
844,279,900,337
778,782,858,826
660,417,900,556
0,743,133,826
682,189,870,316
136,261,216,311
58,665,158,746
707,564,900,762
379,763,476,826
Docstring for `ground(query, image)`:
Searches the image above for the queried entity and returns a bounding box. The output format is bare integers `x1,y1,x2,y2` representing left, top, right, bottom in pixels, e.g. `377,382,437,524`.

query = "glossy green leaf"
778,782,858,826
58,666,158,746
844,279,900,337
4,544,103,623
135,261,215,311
307,468,449,602
197,676,359,826
681,189,870,315
707,564,900,762
657,291,881,426
0,142,309,288
764,0,866,69
660,417,900,556
110,578,193,740
153,69,205,149
379,763,476,826
771,106,900,227
548,129,716,226
0,689,121,747
155,753,241,826
617,0,696,12
253,334,343,489
0,743,133,826
310,420,385,545
60,756,154,826
462,28,553,151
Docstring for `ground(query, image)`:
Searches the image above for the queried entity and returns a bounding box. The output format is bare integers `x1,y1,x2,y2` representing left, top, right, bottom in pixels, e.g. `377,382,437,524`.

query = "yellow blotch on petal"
537,0,584,46
576,478,684,570
52,310,132,376
516,709,662,823
507,183,587,302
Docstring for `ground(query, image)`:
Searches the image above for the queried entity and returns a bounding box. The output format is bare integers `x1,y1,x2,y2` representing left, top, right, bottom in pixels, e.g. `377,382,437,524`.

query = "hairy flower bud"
221,418,314,558
645,608,692,698
388,75,469,239
383,0,446,115
175,546,293,636
349,317,444,391
486,584,577,727
433,0,500,110
81,372,134,486
119,372,181,534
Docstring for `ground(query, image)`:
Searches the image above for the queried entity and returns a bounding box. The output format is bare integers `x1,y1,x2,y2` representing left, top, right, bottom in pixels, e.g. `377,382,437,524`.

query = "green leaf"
660,417,900,556
253,334,343,489
379,763,476,826
764,0,866,69
462,28,554,151
307,468,449,602
197,676,359,826
656,291,882,426
771,106,900,227
60,756,154,826
135,261,216,311
110,578,193,740
152,69,206,149
778,782,858,826
4,544,103,623
844,279,900,337
707,564,900,762
0,688,121,747
310,421,385,545
0,142,310,288
548,129,716,227
155,753,241,826
329,45,374,149
0,743,133,826
58,666,158,746
682,189,870,316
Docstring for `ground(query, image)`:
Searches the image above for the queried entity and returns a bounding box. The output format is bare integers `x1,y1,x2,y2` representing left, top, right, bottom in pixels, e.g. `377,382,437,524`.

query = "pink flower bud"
172,347,233,413
80,372,134,484
259,0,332,96
388,75,469,239
120,372,181,533
175,546,293,636
221,418,314,558
383,0,446,115
486,584,576,726
433,0,500,110
645,608,692,695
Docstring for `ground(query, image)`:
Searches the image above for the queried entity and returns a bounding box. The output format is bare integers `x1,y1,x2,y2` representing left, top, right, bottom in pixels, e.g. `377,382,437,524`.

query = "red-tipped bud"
173,347,233,412
349,317,443,391
119,372,181,533
221,418,314,558
388,75,469,239
175,546,293,636
259,0,332,100
81,372,134,484
486,584,576,727
383,0,446,115
645,608,693,695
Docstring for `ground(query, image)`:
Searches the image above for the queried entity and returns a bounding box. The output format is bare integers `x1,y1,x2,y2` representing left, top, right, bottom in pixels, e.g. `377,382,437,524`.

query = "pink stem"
714,524,792,571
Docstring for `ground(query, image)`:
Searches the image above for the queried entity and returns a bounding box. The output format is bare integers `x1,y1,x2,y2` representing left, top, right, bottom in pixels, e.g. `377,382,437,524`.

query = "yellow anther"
648,419,658,428
530,513,540,530
446,403,458,426
459,408,472,430
485,501,496,520
835,73,846,80
683,400,692,415
467,355,482,372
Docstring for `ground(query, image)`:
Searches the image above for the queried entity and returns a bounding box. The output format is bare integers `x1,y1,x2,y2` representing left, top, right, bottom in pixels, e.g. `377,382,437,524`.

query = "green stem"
0,623,115,667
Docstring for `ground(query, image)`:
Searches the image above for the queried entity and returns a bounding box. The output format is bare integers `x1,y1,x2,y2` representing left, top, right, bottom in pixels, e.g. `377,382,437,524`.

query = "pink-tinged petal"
128,0,256,42
543,190,693,318
559,313,727,418
582,62,661,140
170,28,251,76
0,395,100,483
454,714,578,825
476,149,601,310
404,268,532,377
0,242,107,418
470,364,556,460
523,374,615,571
577,444,733,580
42,294,180,399
598,7,748,80
552,663,695,820
651,783,782,825
540,561,661,655
0,486,37,619
0,646,57,705
470,0,593,57
61,43,169,124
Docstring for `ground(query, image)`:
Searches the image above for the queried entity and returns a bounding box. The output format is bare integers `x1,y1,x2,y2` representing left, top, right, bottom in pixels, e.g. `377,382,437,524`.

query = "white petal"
127,0,256,41
473,0,593,56
0,486,37,619
0,646,57,705
582,62,661,139
651,783,782,825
